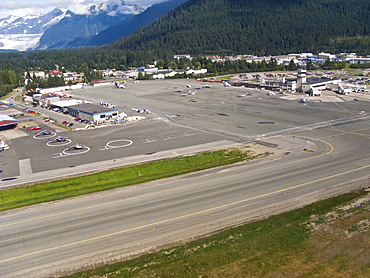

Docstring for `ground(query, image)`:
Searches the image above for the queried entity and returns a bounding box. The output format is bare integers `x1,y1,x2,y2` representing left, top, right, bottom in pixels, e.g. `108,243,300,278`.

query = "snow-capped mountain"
0,1,145,51
65,0,187,48
0,8,68,51
34,1,145,50
0,8,67,35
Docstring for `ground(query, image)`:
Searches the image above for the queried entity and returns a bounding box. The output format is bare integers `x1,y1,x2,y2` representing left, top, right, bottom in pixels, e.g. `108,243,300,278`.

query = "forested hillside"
108,0,370,56
0,0,370,96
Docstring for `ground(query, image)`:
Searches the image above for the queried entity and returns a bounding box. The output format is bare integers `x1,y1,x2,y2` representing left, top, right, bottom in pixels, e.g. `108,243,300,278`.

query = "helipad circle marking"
106,139,133,149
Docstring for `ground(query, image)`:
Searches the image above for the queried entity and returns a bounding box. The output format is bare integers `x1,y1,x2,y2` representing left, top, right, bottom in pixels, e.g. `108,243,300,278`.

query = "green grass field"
0,146,266,211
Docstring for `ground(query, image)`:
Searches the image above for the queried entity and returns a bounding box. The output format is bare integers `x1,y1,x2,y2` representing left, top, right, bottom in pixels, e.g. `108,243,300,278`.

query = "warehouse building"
0,114,17,130
65,103,119,124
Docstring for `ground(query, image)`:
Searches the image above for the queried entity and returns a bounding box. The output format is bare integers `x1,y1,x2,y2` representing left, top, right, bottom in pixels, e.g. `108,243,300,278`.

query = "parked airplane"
0,140,9,151
26,126,41,131
48,137,67,143
36,130,52,136
132,108,151,113
64,143,86,151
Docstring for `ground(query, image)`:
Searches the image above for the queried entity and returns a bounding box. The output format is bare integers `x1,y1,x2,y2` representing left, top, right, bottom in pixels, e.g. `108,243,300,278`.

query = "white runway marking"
141,138,157,144
19,159,32,176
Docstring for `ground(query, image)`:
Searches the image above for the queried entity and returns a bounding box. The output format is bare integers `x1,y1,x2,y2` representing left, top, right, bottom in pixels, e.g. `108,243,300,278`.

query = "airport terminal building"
227,69,340,95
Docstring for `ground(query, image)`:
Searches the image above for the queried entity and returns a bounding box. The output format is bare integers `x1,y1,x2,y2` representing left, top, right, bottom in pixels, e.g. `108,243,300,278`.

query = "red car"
26,126,41,131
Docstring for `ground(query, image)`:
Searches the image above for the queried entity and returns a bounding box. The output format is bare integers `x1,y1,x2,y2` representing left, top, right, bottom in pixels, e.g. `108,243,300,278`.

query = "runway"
1,121,370,277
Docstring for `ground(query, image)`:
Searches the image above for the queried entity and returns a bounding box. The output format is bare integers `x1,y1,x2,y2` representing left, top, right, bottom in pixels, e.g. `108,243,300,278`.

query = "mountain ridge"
65,0,187,48
0,8,68,51
0,8,67,35
33,1,145,50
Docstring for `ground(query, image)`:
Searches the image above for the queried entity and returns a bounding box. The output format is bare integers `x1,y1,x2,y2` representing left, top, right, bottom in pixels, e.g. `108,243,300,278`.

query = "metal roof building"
0,114,17,129
65,103,119,123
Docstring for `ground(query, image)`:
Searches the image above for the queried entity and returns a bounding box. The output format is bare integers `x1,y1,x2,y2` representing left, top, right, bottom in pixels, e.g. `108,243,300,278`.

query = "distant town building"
174,54,192,60
24,71,45,78
90,79,114,86
48,70,63,77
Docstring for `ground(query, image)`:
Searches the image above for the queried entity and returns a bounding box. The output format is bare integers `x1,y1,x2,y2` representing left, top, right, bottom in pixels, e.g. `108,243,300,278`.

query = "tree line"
2,54,369,97
1,0,370,96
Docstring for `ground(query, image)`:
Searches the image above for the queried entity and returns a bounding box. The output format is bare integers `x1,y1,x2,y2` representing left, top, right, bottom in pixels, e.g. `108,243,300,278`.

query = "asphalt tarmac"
0,78,369,186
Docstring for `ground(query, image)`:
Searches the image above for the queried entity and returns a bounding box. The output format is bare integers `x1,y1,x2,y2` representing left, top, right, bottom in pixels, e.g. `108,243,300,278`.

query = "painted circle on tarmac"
46,138,72,147
33,132,57,139
106,139,133,149
62,146,90,156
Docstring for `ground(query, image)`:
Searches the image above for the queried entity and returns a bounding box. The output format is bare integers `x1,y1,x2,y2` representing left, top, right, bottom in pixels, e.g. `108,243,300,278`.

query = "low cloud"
0,1,32,9
0,1,52,17
0,0,167,18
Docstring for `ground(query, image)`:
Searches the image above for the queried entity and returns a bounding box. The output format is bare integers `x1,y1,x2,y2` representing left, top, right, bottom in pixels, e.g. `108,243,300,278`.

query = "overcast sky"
0,0,165,18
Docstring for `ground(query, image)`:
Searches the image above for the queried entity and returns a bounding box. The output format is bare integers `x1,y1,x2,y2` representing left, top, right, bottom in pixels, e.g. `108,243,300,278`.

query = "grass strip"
65,189,369,278
0,146,266,211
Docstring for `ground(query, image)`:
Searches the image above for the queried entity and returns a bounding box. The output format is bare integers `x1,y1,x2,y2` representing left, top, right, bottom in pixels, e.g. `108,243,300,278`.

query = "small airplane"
36,130,52,136
26,126,41,131
48,137,67,143
0,140,9,151
64,143,86,151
